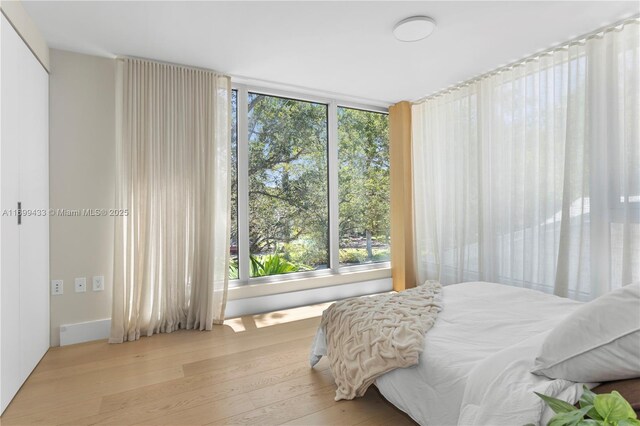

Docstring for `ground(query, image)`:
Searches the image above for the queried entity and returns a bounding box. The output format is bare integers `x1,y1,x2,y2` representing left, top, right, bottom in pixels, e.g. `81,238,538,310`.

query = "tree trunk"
366,229,373,261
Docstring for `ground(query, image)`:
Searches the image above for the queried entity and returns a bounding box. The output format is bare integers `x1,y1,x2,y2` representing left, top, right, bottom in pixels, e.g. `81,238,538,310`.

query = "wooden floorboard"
0,304,414,426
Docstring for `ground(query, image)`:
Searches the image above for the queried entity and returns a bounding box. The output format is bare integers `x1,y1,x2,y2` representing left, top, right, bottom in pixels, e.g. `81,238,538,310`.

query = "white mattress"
310,281,587,425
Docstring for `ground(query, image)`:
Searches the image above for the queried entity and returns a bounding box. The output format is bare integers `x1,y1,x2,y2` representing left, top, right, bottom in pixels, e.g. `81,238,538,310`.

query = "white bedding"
310,282,587,425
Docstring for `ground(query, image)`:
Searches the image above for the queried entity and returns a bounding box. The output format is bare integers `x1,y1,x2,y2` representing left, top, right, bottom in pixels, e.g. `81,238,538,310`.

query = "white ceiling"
23,1,639,105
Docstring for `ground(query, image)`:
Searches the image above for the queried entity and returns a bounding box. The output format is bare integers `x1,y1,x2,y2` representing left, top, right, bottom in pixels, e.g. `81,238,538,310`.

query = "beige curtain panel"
110,58,232,343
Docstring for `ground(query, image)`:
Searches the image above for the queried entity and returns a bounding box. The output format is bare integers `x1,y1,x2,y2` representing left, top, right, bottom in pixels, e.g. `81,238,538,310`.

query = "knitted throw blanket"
320,281,443,401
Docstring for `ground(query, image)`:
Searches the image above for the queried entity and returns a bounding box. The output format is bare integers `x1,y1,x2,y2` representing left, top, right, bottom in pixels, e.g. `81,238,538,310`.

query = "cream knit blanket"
320,281,443,401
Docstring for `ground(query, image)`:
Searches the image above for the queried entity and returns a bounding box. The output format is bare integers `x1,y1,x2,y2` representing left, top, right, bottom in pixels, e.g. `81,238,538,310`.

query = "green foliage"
339,248,368,264
229,257,239,280
536,392,582,414
579,385,603,421
594,392,637,424
534,386,639,426
229,254,311,279
372,248,391,262
247,94,329,267
283,240,327,269
547,407,592,426
250,254,311,277
339,248,391,264
337,107,390,261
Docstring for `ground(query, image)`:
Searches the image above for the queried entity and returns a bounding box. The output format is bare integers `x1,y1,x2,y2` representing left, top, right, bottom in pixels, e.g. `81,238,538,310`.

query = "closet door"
0,14,24,413
18,21,50,382
0,14,50,413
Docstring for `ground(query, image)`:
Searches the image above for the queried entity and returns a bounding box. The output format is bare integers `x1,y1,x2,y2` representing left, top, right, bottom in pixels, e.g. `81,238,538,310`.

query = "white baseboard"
60,318,111,346
58,278,392,346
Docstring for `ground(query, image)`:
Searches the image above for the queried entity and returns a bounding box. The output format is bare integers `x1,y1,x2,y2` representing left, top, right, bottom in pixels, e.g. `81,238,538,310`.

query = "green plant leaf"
536,392,580,414
577,419,604,426
581,405,604,422
548,407,592,426
618,418,640,426
249,255,264,277
594,392,637,422
580,387,604,421
580,386,597,409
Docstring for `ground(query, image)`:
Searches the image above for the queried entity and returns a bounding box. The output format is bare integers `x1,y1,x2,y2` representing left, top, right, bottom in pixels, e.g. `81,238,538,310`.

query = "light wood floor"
0,303,415,426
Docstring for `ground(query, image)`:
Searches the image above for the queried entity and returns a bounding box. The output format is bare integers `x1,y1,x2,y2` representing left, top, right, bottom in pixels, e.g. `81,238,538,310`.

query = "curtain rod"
116,55,227,77
413,14,640,104
116,56,392,108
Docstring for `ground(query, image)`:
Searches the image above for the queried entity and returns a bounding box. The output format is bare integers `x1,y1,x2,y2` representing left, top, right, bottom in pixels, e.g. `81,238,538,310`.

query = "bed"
310,282,588,425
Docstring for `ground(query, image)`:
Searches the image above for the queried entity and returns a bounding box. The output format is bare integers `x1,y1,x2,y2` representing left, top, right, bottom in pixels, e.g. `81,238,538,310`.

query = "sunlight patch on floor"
225,301,334,332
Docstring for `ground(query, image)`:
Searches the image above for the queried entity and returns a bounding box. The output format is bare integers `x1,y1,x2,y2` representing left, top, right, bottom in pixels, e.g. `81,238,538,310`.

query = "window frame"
232,83,390,287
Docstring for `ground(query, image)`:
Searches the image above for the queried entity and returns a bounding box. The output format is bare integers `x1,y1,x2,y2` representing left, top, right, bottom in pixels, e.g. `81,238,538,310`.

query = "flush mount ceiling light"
393,16,437,42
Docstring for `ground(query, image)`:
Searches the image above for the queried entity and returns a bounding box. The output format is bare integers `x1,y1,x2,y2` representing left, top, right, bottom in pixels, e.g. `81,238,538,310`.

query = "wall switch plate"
51,280,64,295
92,275,104,291
74,277,87,293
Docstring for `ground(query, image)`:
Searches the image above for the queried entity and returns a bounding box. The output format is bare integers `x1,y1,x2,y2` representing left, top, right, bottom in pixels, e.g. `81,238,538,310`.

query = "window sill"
227,265,391,300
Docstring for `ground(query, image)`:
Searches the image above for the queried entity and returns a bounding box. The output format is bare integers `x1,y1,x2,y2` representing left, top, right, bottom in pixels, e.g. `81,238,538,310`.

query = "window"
230,87,390,283
338,107,390,265
229,89,239,279
247,93,329,276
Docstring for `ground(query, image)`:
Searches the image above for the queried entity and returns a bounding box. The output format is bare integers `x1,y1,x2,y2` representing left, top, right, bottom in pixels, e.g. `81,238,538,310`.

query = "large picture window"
248,93,329,276
230,87,390,283
338,107,390,265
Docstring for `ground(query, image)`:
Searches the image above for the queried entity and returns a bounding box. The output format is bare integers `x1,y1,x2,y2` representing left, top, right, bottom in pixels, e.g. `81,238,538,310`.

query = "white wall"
49,49,116,346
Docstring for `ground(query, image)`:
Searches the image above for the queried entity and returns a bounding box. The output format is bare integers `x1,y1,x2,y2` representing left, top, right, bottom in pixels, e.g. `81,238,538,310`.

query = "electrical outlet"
92,275,104,291
74,277,87,293
51,280,63,295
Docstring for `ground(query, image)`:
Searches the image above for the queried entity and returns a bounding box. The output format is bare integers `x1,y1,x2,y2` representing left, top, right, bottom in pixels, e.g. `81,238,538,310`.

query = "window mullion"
238,85,250,283
328,101,340,272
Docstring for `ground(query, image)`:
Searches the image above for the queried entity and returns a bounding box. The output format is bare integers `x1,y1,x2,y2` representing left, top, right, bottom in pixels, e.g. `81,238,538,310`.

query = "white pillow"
532,282,640,382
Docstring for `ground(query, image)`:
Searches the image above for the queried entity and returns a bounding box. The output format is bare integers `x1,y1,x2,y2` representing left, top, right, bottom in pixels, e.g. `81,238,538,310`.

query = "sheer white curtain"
412,20,639,300
110,58,232,343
